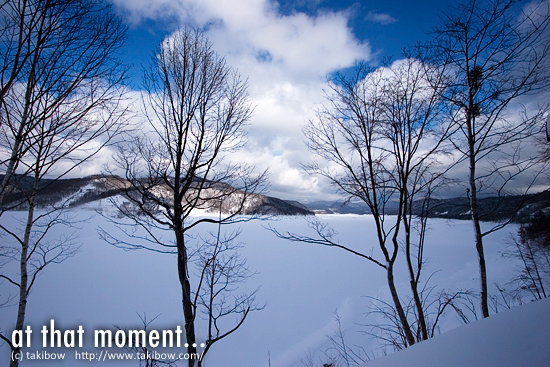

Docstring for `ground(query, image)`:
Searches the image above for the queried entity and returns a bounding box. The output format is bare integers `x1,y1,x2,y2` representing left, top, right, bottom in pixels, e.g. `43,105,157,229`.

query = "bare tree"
271,56,451,348
501,211,550,303
428,0,550,318
0,0,128,201
195,222,264,366
0,0,34,126
100,27,266,366
0,0,46,199
0,1,128,365
117,313,180,367
377,54,454,342
323,311,371,367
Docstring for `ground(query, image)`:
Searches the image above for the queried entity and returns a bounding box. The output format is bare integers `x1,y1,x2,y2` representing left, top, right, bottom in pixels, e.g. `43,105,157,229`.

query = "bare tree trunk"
9,171,38,367
1,2,127,366
466,60,490,318
389,192,417,347
467,142,489,318
386,261,415,346
101,27,261,365
429,0,550,319
176,228,197,366
403,215,429,340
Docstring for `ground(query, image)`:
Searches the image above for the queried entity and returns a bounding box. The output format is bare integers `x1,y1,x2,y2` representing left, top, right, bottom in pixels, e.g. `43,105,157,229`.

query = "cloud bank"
109,0,371,200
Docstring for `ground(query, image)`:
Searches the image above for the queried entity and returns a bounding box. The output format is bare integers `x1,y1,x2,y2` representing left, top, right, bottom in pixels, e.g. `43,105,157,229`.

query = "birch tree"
429,0,550,318
100,27,266,366
0,1,128,365
272,56,452,348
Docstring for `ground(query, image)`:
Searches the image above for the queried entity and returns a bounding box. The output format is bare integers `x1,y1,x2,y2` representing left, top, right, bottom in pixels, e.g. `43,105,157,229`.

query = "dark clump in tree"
428,0,550,318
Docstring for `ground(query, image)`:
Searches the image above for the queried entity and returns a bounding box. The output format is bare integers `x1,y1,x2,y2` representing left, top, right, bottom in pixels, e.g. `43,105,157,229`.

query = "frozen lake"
0,211,521,366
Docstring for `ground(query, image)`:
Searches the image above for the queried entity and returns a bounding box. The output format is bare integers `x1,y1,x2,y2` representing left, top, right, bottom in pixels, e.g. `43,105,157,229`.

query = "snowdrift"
362,297,550,367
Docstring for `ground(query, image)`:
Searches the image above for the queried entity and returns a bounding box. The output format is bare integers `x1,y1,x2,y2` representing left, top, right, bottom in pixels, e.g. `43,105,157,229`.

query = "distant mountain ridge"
2,174,549,221
0,175,314,216
304,190,550,222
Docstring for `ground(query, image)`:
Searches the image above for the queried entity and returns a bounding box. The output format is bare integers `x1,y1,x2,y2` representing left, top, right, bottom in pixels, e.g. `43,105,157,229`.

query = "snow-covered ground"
361,296,550,367
0,210,542,366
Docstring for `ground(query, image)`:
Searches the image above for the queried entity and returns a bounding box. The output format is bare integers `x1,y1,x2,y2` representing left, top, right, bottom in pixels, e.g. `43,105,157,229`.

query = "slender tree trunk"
404,219,429,341
463,51,490,319
176,225,197,367
401,190,429,341
466,113,489,318
174,148,197,366
469,164,489,318
386,188,416,347
9,172,38,367
386,262,416,347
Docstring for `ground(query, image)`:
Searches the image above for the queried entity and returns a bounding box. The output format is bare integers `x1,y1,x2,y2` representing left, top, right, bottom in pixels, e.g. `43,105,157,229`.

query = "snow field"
0,211,524,366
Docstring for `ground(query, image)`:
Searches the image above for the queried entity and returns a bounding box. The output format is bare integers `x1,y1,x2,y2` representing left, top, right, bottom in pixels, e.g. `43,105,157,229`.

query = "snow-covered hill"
0,175,314,216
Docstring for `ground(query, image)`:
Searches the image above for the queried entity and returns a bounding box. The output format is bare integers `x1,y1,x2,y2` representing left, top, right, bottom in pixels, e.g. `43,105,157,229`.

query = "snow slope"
361,297,550,367
0,211,537,366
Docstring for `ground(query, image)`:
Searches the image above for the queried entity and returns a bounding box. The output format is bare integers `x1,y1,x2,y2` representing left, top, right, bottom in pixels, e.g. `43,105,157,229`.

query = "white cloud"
365,10,397,25
108,0,371,201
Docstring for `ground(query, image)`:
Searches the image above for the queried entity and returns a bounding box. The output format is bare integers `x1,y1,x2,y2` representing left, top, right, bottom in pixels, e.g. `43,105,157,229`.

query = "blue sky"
119,0,457,89
105,0,463,201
